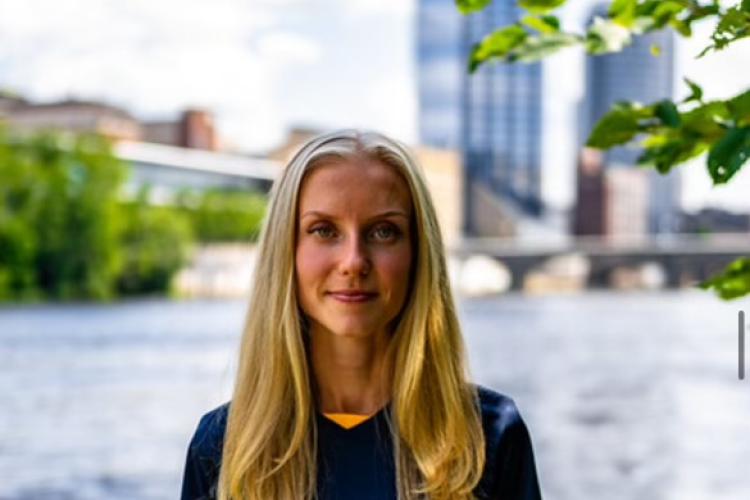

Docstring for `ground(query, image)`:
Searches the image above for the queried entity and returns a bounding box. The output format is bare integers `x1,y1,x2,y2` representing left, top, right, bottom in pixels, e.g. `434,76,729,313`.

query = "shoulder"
475,384,526,440
188,402,230,465
474,385,542,499
181,403,230,500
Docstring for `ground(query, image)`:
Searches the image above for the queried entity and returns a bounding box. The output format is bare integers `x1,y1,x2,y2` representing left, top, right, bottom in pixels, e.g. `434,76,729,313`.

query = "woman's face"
295,156,413,340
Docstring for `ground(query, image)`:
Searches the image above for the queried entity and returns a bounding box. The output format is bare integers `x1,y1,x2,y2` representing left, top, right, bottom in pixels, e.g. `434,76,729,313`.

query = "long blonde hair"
219,130,485,499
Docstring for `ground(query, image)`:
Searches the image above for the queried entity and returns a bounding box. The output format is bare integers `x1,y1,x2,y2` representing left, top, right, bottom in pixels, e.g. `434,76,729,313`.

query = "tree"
0,128,126,299
457,0,750,299
116,187,194,295
0,126,196,300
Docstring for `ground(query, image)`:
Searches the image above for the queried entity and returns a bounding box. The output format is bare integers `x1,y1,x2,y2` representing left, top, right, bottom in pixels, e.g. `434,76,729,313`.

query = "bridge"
453,233,750,290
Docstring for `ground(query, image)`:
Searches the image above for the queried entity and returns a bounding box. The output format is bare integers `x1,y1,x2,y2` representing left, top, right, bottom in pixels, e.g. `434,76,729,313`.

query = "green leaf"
650,43,661,56
717,8,748,33
456,0,493,15
669,19,692,37
743,0,750,13
609,0,637,27
510,32,581,62
469,25,528,72
638,137,708,173
728,89,750,126
699,257,750,300
700,6,750,56
707,127,750,184
681,78,703,104
698,43,715,58
634,0,662,18
522,15,560,33
655,100,681,128
649,1,686,30
681,101,731,139
587,102,649,148
518,0,567,15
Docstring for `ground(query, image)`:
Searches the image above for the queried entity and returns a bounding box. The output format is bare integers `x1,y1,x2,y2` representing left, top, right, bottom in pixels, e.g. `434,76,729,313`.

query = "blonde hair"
219,130,485,499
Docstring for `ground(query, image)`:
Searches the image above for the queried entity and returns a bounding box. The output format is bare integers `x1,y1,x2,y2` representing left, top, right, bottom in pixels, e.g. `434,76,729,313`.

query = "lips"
327,290,378,303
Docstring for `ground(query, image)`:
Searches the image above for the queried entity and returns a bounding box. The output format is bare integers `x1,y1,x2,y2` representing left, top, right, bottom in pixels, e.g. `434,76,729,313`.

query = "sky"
0,0,416,152
1,0,749,211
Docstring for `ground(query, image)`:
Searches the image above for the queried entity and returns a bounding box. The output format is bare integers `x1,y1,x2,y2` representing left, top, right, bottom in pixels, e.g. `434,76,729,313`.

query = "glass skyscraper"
417,0,463,149
462,2,544,230
417,0,680,236
584,5,678,233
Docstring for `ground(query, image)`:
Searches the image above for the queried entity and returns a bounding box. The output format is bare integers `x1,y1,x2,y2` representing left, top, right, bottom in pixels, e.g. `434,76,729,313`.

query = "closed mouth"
327,291,378,302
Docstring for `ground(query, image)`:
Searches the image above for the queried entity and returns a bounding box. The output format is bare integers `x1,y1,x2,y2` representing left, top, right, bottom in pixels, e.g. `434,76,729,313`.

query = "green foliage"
0,216,37,300
469,24,584,69
0,128,126,300
0,127,247,301
467,1,739,70
707,126,750,183
176,189,266,243
608,0,637,27
700,1,750,56
655,100,681,127
586,83,750,180
682,77,704,103
518,0,567,15
587,102,648,148
455,0,492,15
700,257,750,300
469,26,528,72
460,0,750,299
728,88,750,126
117,192,193,295
522,15,561,34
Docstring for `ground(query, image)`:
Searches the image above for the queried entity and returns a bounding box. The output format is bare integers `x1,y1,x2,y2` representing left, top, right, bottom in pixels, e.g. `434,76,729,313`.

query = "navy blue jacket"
181,386,542,499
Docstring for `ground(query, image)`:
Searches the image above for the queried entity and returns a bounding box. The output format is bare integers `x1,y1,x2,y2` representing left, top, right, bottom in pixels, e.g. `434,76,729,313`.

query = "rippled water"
1,291,748,500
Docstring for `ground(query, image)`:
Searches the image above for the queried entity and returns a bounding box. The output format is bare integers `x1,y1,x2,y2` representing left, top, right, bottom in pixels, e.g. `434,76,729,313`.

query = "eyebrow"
300,210,409,221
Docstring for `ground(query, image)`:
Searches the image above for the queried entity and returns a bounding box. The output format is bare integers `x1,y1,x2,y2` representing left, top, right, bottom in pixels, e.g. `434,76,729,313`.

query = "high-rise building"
583,6,678,234
418,0,679,237
461,2,544,235
417,0,463,149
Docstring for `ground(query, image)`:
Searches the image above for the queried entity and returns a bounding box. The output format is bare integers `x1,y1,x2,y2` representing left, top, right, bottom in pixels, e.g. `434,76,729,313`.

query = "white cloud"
345,0,414,16
257,32,321,65
0,0,415,151
361,76,417,142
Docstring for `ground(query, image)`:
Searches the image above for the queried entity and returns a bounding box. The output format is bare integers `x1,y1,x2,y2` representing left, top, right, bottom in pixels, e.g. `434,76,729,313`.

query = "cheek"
295,241,328,296
378,248,413,296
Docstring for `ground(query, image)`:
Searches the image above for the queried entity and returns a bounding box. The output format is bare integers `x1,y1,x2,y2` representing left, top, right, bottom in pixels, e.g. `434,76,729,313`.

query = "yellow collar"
322,412,374,430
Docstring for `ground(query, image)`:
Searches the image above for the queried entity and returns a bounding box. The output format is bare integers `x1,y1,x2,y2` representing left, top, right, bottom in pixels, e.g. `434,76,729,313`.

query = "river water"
1,291,748,500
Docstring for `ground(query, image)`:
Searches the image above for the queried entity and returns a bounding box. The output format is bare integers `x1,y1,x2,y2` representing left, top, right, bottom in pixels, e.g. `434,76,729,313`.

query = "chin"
330,326,379,338
325,319,384,338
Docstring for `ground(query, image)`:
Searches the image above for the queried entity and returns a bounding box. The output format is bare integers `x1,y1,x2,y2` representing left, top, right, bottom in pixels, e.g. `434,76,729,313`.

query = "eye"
309,224,337,240
370,223,400,242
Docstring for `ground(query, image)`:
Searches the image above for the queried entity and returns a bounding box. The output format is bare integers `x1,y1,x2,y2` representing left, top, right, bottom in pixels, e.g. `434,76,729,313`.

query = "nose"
338,234,371,277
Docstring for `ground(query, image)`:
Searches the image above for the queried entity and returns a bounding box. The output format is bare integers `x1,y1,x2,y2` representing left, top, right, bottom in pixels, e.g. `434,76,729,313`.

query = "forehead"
298,157,413,215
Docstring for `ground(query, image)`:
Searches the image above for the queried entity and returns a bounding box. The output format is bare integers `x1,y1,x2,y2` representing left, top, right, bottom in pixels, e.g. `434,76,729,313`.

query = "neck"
310,326,393,415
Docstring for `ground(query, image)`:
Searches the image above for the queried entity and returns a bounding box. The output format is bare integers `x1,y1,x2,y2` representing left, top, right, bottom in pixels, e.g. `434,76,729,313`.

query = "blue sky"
0,0,416,152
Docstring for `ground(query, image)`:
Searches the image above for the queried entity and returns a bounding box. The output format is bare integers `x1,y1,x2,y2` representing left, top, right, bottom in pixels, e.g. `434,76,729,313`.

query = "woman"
181,130,542,499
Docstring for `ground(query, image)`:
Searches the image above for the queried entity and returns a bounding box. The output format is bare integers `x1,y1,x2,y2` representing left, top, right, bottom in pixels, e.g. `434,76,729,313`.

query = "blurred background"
1,0,749,499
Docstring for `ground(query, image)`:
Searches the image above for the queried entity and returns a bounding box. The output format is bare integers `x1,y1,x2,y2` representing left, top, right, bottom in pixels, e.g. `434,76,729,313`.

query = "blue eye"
310,225,336,239
370,224,399,242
